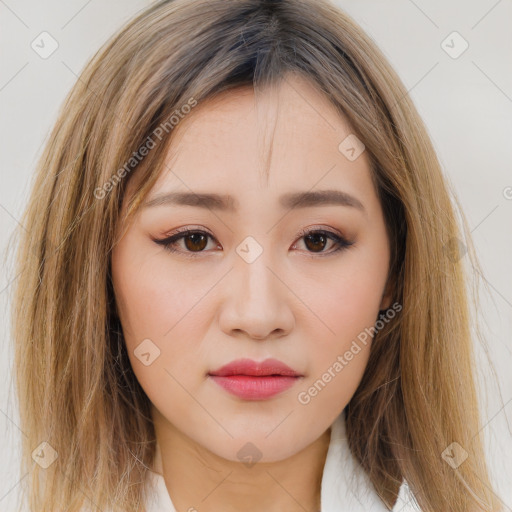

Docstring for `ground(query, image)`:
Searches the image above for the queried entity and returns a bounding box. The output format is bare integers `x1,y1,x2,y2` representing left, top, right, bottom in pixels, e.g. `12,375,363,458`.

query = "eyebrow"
142,189,366,215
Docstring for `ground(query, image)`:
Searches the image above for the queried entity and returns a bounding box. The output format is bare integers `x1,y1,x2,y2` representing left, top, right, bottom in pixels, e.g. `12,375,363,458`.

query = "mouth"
208,358,303,400
209,358,302,378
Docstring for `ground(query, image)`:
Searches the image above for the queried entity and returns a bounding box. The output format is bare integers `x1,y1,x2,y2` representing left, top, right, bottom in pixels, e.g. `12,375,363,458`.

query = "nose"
217,252,295,341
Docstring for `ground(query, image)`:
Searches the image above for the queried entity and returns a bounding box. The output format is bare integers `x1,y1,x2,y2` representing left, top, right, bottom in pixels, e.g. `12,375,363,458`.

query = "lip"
208,358,303,400
209,358,301,377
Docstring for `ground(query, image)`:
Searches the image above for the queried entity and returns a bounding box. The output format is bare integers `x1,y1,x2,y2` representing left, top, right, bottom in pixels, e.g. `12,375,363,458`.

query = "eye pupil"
304,233,327,252
184,233,208,251
157,228,349,257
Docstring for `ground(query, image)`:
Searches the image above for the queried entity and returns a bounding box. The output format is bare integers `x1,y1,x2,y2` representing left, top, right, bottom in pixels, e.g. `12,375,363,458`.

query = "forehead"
166,75,354,172
127,74,377,219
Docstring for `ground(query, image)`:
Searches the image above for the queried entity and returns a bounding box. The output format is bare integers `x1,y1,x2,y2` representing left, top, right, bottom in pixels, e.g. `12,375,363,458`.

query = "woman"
10,0,501,510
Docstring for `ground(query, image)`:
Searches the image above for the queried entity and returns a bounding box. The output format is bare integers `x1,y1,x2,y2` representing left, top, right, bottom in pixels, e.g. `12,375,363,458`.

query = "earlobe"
379,278,393,311
379,295,392,311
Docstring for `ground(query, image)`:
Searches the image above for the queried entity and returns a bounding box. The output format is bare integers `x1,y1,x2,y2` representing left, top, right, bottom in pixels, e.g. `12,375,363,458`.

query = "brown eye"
183,233,208,252
303,232,329,253
294,228,353,256
154,229,217,256
154,227,353,258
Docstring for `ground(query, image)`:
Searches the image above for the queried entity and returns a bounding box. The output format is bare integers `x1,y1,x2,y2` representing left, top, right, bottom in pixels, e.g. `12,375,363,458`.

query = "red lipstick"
208,358,302,400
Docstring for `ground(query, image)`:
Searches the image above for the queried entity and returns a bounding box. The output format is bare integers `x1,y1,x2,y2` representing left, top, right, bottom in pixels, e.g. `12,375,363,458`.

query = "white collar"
144,409,399,511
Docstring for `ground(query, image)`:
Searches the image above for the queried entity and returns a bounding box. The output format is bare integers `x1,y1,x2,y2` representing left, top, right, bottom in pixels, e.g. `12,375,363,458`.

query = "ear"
379,277,394,311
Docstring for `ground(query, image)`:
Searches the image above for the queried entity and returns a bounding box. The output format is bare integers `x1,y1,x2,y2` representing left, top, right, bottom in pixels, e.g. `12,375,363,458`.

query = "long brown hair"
10,0,502,510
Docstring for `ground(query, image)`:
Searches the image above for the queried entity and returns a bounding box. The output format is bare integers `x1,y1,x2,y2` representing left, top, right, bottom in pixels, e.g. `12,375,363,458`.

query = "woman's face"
111,74,392,463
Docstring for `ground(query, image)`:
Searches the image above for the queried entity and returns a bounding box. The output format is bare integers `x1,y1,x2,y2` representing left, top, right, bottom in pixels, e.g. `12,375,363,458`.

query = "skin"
111,73,392,512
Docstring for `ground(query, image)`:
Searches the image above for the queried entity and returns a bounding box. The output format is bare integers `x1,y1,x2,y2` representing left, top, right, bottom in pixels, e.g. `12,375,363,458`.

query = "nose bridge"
234,244,282,309
219,241,294,339
232,203,288,300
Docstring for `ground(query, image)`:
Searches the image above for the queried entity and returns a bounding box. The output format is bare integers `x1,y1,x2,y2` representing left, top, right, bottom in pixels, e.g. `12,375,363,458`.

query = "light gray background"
1,0,511,510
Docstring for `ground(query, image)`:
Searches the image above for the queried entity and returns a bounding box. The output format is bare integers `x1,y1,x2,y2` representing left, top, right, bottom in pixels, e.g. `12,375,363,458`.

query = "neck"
151,405,331,512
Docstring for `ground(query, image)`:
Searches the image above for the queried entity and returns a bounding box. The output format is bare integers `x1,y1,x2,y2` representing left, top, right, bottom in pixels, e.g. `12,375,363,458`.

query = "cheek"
297,345,371,412
294,248,387,409
111,240,197,381
296,290,374,415
112,236,208,343
301,257,386,349
335,238,389,329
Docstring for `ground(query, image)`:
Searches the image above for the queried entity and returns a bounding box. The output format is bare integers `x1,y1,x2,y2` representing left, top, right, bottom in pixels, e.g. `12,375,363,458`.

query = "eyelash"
153,225,354,259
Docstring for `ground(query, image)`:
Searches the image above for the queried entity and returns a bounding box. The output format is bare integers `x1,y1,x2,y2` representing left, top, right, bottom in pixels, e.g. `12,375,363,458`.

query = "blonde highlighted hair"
10,0,501,510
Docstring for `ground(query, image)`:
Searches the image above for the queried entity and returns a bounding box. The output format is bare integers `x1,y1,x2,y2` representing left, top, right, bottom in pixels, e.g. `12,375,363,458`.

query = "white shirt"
144,409,418,511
